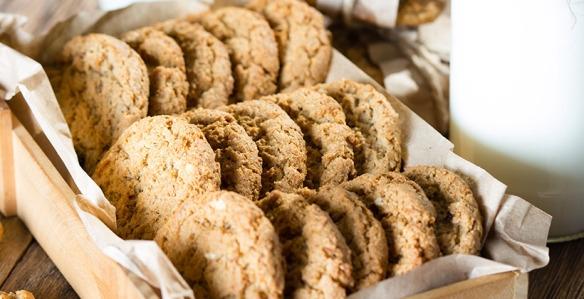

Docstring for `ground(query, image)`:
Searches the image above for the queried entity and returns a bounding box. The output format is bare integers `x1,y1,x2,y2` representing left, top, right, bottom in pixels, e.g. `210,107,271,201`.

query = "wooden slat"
1,241,77,298
0,217,32,285
0,101,16,216
408,271,520,299
10,114,144,299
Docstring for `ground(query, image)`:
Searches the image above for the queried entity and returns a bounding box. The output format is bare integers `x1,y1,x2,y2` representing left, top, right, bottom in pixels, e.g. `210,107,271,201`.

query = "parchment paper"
0,2,550,298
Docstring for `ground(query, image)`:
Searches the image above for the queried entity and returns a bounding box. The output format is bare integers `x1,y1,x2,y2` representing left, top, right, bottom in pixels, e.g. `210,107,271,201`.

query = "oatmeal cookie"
261,89,355,188
397,0,446,26
341,173,440,276
92,116,220,239
183,108,262,200
221,100,306,195
122,27,188,115
58,33,148,173
258,191,353,298
195,7,279,101
312,80,402,174
247,0,332,91
404,166,483,255
155,191,285,299
300,187,388,291
155,20,233,108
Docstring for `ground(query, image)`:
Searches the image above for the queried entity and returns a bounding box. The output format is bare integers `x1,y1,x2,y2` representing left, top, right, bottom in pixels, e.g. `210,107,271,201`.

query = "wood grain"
0,217,32,285
529,239,584,298
1,241,78,298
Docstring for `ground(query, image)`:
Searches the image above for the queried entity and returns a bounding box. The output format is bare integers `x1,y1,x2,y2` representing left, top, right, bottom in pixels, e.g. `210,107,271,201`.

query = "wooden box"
0,99,527,298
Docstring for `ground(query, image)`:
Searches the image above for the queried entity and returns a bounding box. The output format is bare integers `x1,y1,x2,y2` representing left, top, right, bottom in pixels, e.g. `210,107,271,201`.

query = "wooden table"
0,0,579,298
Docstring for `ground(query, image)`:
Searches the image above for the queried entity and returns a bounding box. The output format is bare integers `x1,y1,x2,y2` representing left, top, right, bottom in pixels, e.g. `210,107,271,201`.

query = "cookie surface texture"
258,191,353,298
122,27,188,116
197,7,279,101
341,173,440,276
58,33,149,173
303,187,388,291
155,191,285,299
221,100,306,195
404,165,483,255
183,108,262,200
156,20,233,108
261,89,355,188
92,115,220,239
248,0,332,91
312,80,402,174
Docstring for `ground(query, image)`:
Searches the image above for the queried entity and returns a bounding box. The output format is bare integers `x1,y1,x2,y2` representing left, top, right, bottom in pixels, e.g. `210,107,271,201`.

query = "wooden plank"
408,271,519,299
10,114,144,299
1,241,77,298
0,216,32,285
0,101,16,216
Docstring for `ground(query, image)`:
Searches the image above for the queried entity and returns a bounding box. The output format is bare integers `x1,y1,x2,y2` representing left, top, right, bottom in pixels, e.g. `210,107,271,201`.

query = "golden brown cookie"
155,20,233,108
397,0,446,26
258,191,353,298
404,166,483,255
195,7,279,101
182,108,262,200
312,80,402,174
261,89,355,188
300,187,388,291
247,0,332,91
122,27,188,115
57,33,149,173
155,191,285,299
221,100,306,195
341,173,441,276
92,116,220,239
0,291,35,299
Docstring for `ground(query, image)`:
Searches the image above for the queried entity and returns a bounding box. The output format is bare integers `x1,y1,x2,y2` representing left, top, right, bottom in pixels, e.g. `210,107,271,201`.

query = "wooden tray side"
0,101,16,216
408,271,525,299
7,111,144,299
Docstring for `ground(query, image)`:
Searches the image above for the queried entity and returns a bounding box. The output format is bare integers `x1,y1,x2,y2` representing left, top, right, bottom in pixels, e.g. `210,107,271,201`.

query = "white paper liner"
0,2,551,298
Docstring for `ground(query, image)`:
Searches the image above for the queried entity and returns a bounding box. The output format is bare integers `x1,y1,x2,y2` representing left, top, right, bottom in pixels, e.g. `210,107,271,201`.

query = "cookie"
155,191,285,299
261,89,355,188
121,27,188,116
156,20,233,108
258,191,353,298
247,0,332,91
183,108,262,200
312,80,402,174
92,115,220,239
221,100,306,195
341,173,440,276
300,187,388,291
0,291,35,299
397,0,446,26
195,7,279,101
404,166,483,255
58,33,149,173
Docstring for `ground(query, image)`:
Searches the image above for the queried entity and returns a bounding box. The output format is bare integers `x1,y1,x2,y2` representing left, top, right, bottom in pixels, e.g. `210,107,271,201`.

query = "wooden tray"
0,102,526,298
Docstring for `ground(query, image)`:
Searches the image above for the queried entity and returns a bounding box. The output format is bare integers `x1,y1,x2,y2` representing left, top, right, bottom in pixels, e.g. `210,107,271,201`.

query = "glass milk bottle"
450,0,584,239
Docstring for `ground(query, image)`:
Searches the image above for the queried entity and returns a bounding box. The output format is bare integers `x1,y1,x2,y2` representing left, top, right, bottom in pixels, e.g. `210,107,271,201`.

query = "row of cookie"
49,0,330,173
91,79,402,239
86,77,402,206
187,79,403,200
90,108,482,297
